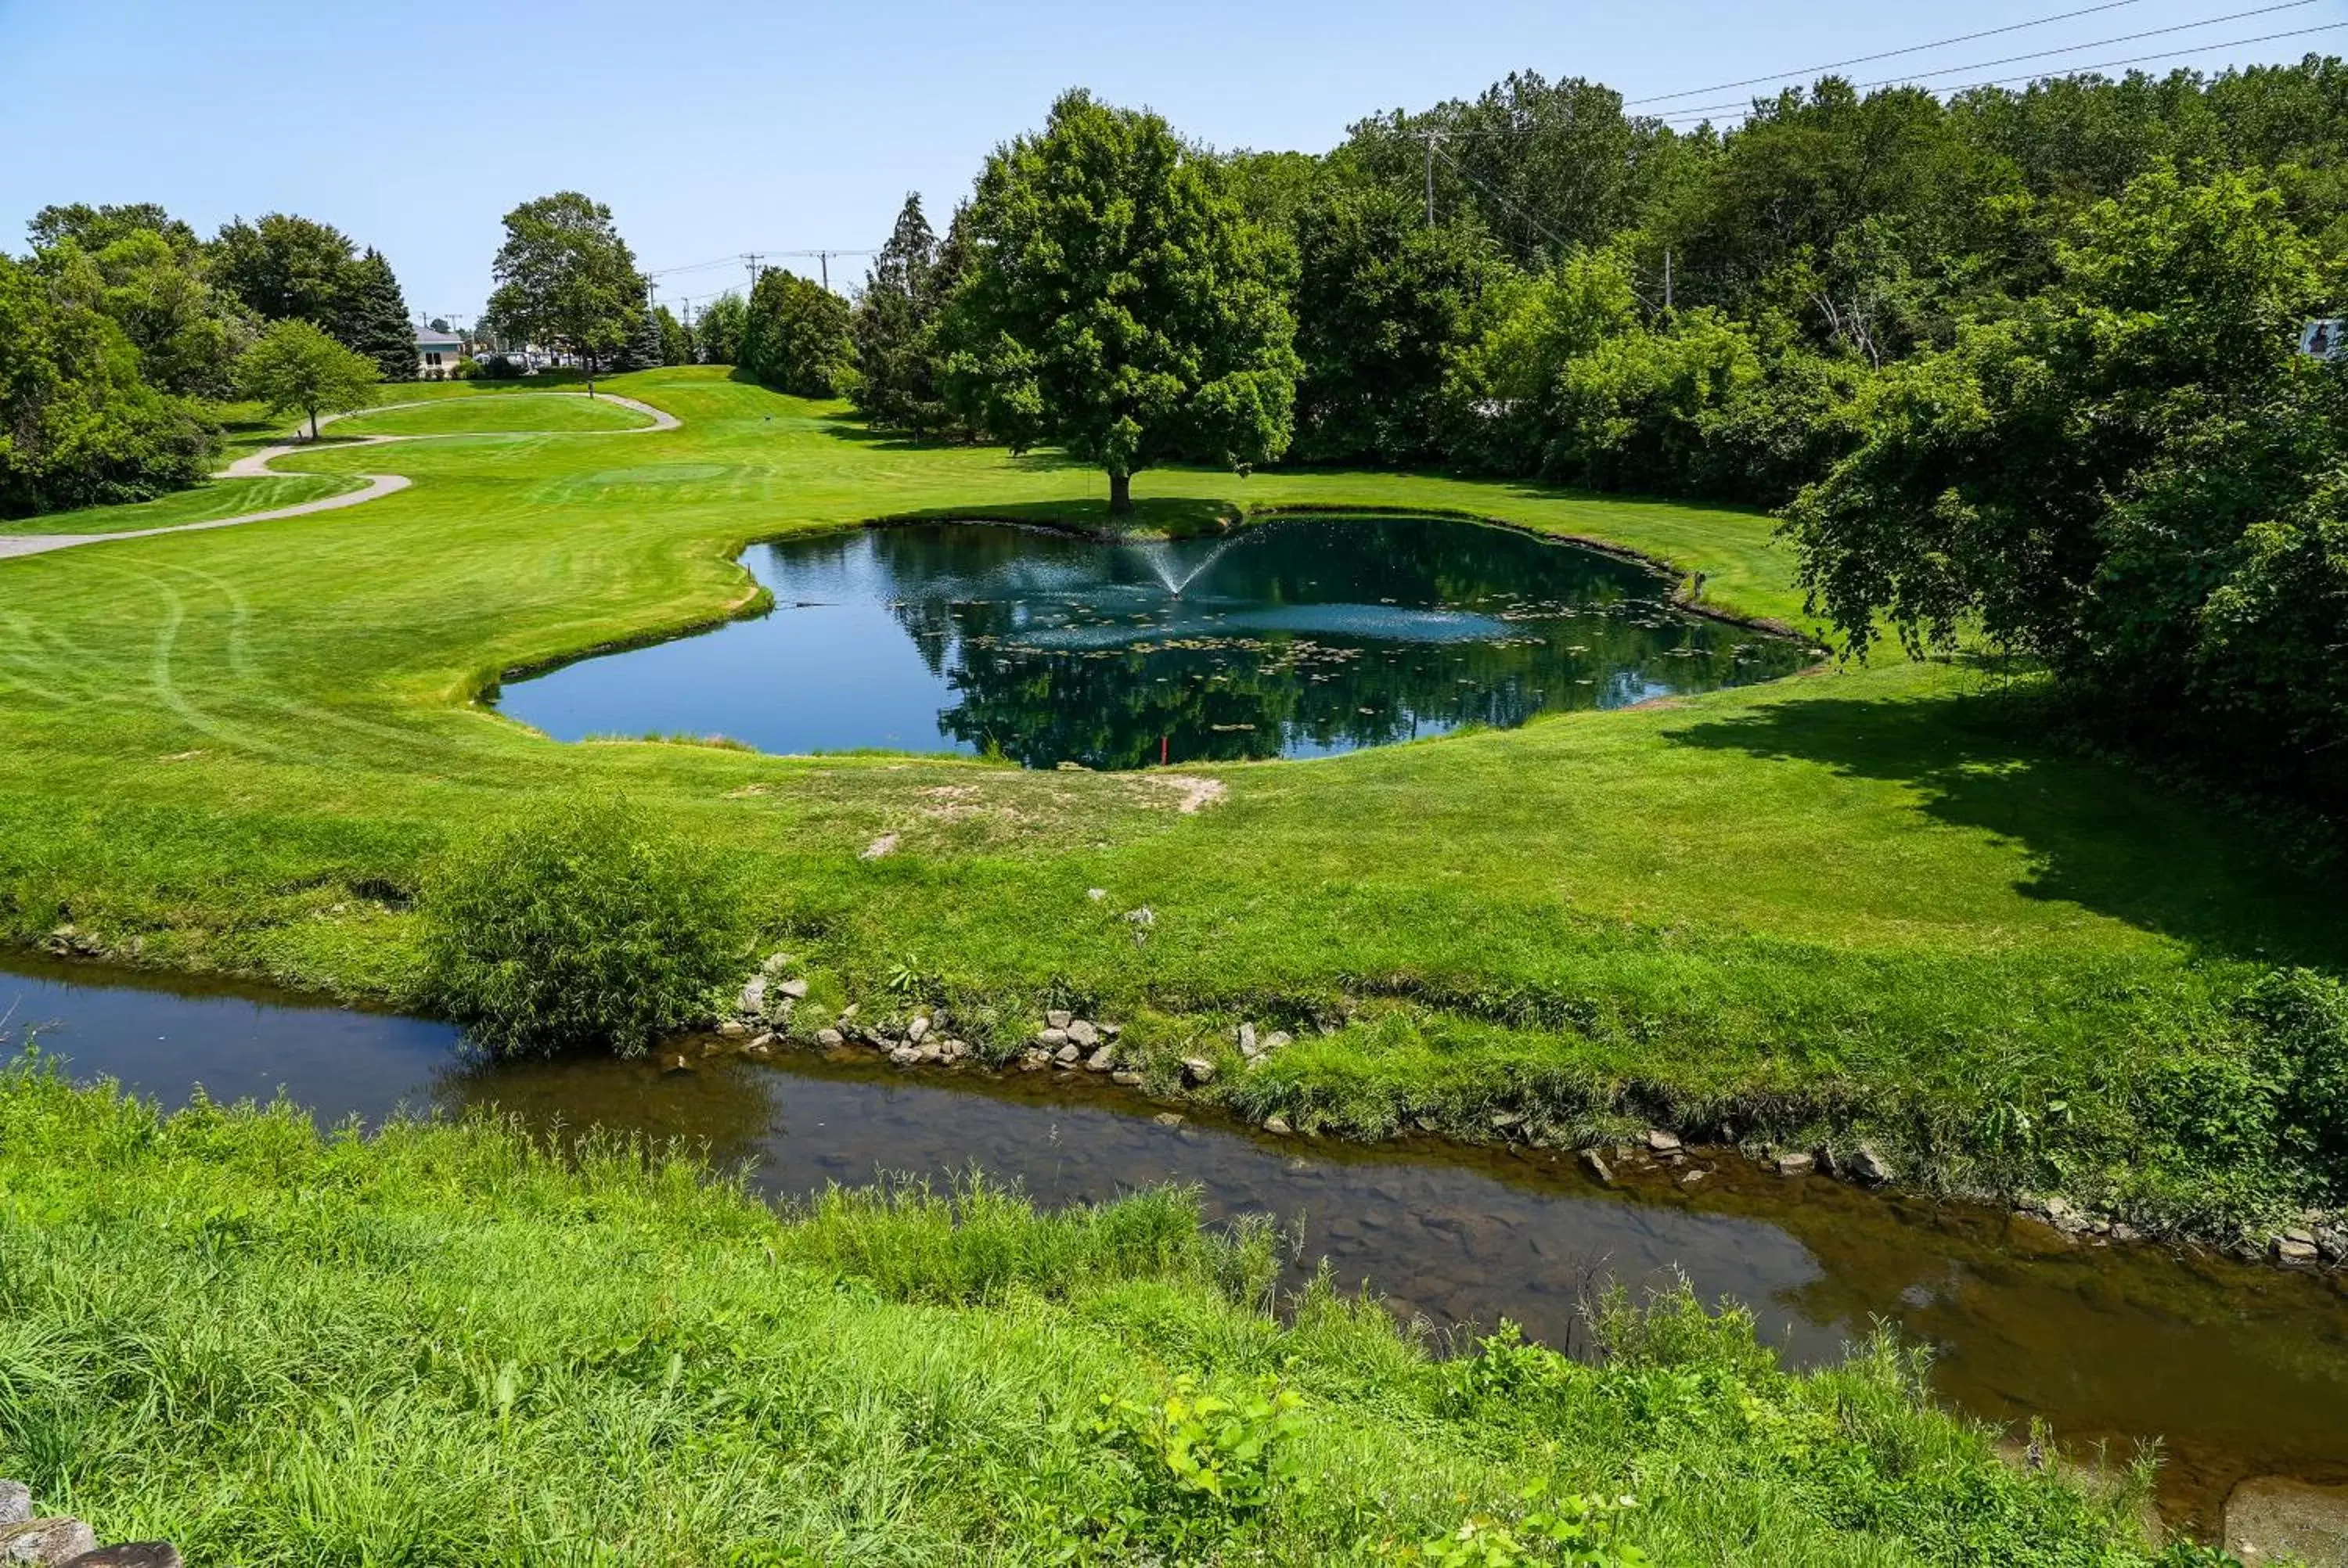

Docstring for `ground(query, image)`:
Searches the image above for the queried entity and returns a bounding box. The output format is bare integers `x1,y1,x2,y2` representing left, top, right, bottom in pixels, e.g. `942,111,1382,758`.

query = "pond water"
5,954,2346,1535
497,516,1816,769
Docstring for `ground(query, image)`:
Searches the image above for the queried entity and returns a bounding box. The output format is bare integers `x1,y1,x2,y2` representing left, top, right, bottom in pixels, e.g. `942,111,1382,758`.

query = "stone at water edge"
816,1028,844,1048
0,1487,23,1527
738,976,769,1016
1849,1143,1894,1184
717,1020,748,1039
1153,1112,1185,1127
776,978,809,1001
660,1053,693,1075
1643,1128,1681,1155
1066,1020,1099,1048
1054,1044,1082,1065
1046,1009,1073,1030
906,1016,931,1044
1111,1070,1144,1086
2274,1234,2321,1267
1038,1027,1069,1049
1237,1023,1259,1056
0,1517,98,1562
1579,1149,1613,1185
1020,1050,1052,1072
1085,1045,1117,1072
1774,1152,1816,1177
888,1045,921,1066
1262,1115,1291,1135
1181,1057,1218,1086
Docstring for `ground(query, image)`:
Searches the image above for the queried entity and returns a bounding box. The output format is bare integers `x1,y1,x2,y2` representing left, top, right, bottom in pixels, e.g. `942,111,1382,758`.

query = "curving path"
0,391,678,563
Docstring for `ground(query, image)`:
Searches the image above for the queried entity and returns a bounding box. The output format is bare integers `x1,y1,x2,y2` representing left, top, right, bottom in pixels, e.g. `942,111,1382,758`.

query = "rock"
1067,1020,1099,1048
906,1016,931,1044
1237,1023,1259,1056
0,1518,97,1563
63,1547,182,1568
776,978,808,1001
1774,1152,1815,1177
1848,1143,1893,1184
1644,1129,1682,1155
1046,1009,1073,1030
759,951,795,975
1038,1027,1069,1049
1111,1070,1143,1086
659,1053,693,1075
2317,1225,2348,1264
2225,1475,2348,1567
914,1041,943,1064
2109,1221,2142,1244
1100,1023,1122,1041
738,976,769,1016
1053,1044,1081,1065
816,1028,844,1048
942,1039,970,1062
1490,1111,1524,1131
888,1045,920,1066
1815,1146,1842,1179
717,1020,749,1039
1263,1030,1292,1052
1152,1112,1185,1127
2274,1235,2321,1267
744,1033,775,1056
2038,1196,2096,1236
1085,1045,1117,1073
1181,1056,1217,1086
0,1490,24,1529
1680,1169,1706,1185
1019,1049,1051,1072
1263,1115,1292,1135
1579,1149,1612,1185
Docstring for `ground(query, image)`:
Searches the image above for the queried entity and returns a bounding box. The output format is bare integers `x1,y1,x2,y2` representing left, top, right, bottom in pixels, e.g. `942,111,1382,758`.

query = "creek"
4,950,2345,1537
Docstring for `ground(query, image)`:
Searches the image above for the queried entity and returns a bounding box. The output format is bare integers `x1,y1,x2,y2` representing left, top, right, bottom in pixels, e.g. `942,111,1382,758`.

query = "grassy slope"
0,366,2339,1221
331,391,656,437
0,1071,2157,1565
1,475,362,535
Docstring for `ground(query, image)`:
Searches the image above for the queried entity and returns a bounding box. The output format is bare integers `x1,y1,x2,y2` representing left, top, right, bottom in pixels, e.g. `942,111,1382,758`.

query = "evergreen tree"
740,271,852,396
614,287,663,371
343,248,416,382
850,193,947,435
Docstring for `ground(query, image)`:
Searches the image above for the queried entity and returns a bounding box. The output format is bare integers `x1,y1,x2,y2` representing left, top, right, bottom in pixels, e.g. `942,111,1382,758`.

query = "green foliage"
850,193,950,435
1077,1372,1309,1555
208,211,364,332
1403,1487,1651,1568
940,88,1300,512
484,192,641,382
1291,182,1497,464
654,303,693,369
417,793,748,1056
0,253,216,519
692,290,747,365
341,246,417,382
31,220,252,399
740,269,852,397
235,316,380,439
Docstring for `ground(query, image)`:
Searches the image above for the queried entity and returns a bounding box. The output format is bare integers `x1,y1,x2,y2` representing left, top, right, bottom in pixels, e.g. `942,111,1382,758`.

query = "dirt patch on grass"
1129,774,1228,814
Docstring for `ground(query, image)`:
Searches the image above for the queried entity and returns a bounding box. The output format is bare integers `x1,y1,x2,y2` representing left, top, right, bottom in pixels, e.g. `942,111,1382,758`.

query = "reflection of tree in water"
836,518,1809,769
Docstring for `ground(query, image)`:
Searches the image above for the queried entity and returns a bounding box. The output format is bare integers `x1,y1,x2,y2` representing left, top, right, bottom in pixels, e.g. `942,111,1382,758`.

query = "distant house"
415,327,466,379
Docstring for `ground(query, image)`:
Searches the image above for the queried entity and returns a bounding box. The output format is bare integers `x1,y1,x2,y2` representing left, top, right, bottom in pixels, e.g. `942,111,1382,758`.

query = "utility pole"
742,252,765,292
818,250,830,291
1420,131,1441,226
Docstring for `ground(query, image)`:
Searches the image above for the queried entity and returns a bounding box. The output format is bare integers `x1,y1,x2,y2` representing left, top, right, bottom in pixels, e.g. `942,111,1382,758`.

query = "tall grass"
0,1066,2172,1565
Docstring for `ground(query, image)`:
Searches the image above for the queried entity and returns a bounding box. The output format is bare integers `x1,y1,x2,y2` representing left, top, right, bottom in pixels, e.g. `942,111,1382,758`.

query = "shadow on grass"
1660,684,2348,968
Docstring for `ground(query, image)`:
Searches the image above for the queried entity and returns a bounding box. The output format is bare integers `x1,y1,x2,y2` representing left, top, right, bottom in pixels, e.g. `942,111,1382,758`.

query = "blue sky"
1,0,2337,322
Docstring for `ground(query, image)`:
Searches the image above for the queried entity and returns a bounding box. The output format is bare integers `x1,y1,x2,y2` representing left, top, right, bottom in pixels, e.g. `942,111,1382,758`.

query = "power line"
1655,19,2347,122
1649,2,2324,120
1625,0,2152,104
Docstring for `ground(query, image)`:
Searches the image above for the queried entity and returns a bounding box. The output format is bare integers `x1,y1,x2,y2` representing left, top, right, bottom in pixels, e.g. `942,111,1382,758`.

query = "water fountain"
1129,534,1242,596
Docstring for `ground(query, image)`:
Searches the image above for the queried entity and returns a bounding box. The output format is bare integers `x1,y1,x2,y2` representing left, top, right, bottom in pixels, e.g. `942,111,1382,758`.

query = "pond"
497,515,1816,768
5,951,2346,1538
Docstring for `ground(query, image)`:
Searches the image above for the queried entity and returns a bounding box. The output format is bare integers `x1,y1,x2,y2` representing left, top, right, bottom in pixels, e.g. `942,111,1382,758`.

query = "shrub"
419,793,748,1056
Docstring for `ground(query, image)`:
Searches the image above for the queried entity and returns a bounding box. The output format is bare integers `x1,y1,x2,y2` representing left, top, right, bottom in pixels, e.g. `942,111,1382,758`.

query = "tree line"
773,60,2344,809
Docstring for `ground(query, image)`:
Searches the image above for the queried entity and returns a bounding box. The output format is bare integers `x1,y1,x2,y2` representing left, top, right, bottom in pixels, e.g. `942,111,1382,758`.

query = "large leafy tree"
1784,168,2341,793
29,202,202,257
31,217,253,399
341,248,416,383
740,269,852,397
210,213,363,331
1291,182,1496,464
484,192,640,393
237,317,381,440
940,90,1299,513
850,193,949,435
692,293,747,365
654,305,693,368
0,254,215,517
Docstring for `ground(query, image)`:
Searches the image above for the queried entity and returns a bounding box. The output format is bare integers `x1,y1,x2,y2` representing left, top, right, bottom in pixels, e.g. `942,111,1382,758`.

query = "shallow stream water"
4,951,2345,1537
496,516,1816,768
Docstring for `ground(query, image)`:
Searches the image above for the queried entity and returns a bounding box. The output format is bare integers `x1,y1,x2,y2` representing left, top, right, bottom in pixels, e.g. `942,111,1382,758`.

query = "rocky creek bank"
0,1479,176,1566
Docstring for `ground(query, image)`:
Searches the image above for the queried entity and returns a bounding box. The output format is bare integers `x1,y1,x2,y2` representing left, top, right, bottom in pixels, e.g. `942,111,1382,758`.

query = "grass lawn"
331,390,657,437
0,474,364,534
2,365,2340,1232
0,1068,2162,1565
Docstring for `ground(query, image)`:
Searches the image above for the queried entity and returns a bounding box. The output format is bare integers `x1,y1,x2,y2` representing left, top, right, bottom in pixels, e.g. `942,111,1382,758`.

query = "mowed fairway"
4,367,2340,1171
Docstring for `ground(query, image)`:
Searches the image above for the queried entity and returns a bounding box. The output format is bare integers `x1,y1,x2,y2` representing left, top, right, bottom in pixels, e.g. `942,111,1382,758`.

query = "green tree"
29,202,201,257
341,247,416,383
210,212,362,330
237,317,382,440
614,288,664,372
1291,182,1496,463
939,89,1299,513
851,193,948,434
34,226,253,399
654,304,693,367
692,292,747,365
740,269,852,397
484,192,640,394
0,254,215,518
